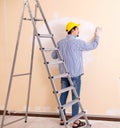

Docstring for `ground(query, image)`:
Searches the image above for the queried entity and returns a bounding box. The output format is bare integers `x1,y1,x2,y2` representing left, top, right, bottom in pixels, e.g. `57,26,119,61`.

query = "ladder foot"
25,121,27,123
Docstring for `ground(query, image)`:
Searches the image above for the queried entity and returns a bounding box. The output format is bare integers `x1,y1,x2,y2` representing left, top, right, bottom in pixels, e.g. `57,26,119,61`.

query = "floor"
0,116,120,128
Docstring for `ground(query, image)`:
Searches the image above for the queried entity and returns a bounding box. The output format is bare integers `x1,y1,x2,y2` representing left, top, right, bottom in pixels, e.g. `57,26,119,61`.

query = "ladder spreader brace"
1,0,91,128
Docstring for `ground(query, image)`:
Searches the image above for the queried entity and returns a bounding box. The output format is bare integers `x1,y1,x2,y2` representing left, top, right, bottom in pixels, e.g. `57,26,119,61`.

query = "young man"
52,22,100,128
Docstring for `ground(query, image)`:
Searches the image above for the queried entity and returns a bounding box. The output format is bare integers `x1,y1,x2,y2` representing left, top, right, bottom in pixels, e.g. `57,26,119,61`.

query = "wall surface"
0,0,120,116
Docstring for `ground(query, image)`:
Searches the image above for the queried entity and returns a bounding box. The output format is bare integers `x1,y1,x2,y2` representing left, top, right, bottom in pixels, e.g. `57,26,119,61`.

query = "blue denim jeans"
60,75,81,117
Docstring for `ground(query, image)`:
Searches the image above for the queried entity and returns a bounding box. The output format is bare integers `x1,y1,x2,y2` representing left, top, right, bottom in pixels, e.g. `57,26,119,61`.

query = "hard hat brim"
66,22,80,32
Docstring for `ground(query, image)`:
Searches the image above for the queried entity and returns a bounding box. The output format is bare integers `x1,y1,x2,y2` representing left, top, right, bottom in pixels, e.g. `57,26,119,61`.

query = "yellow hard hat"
66,22,80,32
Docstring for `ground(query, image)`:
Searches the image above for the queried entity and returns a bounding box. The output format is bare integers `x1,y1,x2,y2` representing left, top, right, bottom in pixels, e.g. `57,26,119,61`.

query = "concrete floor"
0,116,120,128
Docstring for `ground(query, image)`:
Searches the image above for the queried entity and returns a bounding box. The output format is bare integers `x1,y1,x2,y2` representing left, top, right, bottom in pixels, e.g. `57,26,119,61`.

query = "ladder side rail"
35,0,57,47
68,76,80,98
67,74,88,116
27,1,90,127
26,1,47,65
26,2,67,127
35,0,87,125
35,0,53,36
67,75,87,112
35,0,68,69
25,4,38,123
36,0,74,81
26,0,65,117
67,75,90,125
0,2,26,128
26,1,57,92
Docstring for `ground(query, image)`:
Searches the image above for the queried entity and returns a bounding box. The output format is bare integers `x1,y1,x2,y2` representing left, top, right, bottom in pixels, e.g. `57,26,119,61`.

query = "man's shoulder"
57,38,66,44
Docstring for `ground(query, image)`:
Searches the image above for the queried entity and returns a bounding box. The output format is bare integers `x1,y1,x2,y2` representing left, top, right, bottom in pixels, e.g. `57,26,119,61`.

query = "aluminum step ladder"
1,0,91,128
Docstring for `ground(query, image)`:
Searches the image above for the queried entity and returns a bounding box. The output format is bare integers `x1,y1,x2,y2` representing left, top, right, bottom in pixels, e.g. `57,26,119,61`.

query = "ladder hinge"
61,107,63,109
48,76,54,79
44,62,49,64
53,91,58,94
58,106,64,109
39,48,45,50
82,110,86,113
75,97,80,100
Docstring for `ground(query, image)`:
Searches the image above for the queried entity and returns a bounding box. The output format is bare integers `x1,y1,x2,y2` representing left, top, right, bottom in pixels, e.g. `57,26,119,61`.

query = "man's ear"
71,29,74,33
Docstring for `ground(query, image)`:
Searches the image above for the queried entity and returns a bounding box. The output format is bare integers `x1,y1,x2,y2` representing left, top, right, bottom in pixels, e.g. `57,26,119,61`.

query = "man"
52,22,100,128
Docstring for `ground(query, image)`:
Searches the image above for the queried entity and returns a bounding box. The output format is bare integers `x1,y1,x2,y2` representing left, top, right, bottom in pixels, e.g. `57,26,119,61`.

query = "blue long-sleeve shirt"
52,35,99,77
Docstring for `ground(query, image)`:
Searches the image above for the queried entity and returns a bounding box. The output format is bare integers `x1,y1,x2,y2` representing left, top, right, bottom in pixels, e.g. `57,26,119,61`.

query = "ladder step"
23,18,43,21
58,86,74,94
37,34,53,38
13,73,30,77
40,48,58,51
62,99,79,110
46,60,63,65
67,111,85,125
51,73,68,79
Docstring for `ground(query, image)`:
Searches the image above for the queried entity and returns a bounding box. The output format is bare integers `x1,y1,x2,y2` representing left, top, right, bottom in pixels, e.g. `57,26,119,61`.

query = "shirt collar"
66,34,77,38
